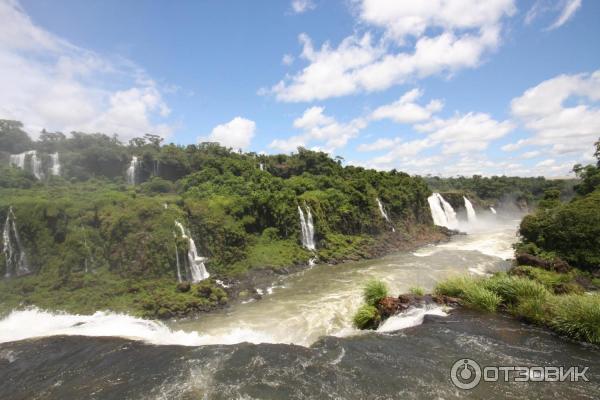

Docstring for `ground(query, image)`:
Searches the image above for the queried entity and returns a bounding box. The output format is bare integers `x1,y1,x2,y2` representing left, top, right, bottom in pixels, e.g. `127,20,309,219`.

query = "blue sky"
1,0,599,176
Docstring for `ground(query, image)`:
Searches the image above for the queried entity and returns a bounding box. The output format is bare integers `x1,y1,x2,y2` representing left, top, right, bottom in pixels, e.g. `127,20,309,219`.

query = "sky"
0,0,599,177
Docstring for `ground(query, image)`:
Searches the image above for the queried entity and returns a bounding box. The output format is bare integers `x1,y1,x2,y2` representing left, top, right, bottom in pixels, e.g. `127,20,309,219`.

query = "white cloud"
521,150,541,159
291,0,315,14
0,0,172,140
548,0,582,30
416,112,514,155
525,0,582,30
357,137,401,152
282,54,294,66
370,88,443,124
510,70,600,155
270,106,366,152
201,117,256,150
267,0,515,102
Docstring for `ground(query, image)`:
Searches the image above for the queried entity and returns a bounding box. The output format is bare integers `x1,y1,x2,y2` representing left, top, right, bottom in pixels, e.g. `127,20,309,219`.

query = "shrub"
409,286,425,296
352,304,381,330
363,279,389,306
549,294,600,344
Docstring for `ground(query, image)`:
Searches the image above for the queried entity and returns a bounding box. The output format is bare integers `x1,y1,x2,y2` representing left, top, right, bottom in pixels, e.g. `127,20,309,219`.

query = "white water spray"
463,196,477,223
126,156,141,185
490,207,497,215
10,151,43,179
427,193,458,229
175,221,210,282
298,205,316,250
2,207,30,278
376,198,395,232
259,163,264,171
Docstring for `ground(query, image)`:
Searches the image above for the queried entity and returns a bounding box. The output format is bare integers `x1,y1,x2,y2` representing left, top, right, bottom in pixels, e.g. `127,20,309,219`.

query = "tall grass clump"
352,304,381,330
434,276,478,297
409,286,425,296
363,279,389,306
484,273,549,304
462,285,502,312
549,294,600,344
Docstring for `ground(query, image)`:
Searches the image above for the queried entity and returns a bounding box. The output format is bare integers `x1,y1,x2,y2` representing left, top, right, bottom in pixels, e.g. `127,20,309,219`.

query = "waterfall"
50,153,61,176
298,205,316,250
10,151,43,179
259,163,264,171
126,156,141,185
153,160,160,176
490,207,497,215
174,239,183,283
427,193,458,229
376,198,395,232
2,208,30,278
174,221,210,282
463,196,477,223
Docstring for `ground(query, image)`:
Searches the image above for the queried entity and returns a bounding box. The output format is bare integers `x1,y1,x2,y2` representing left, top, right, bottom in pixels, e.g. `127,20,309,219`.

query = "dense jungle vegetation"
0,120,434,317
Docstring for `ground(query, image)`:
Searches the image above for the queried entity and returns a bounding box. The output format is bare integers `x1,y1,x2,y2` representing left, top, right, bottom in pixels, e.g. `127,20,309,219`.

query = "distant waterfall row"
174,221,210,283
427,193,459,229
9,151,61,180
427,193,489,229
2,207,30,278
298,205,316,251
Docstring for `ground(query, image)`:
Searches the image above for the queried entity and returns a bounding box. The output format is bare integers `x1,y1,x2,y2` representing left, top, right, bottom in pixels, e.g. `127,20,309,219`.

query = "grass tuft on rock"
352,304,381,330
363,279,389,306
409,286,425,296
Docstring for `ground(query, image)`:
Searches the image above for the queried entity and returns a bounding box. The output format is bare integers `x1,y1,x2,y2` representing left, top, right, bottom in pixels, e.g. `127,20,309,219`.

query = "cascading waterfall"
427,193,458,229
50,152,61,176
126,156,141,185
376,198,395,232
174,237,183,283
298,205,316,251
174,221,210,282
2,207,30,278
259,163,264,171
463,196,477,223
10,150,43,179
490,207,497,215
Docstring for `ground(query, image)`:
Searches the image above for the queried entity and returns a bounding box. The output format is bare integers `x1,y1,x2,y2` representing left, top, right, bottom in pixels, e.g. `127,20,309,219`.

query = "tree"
0,120,33,153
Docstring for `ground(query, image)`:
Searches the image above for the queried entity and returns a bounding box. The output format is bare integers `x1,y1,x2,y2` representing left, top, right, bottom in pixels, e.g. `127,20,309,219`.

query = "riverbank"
358,261,600,345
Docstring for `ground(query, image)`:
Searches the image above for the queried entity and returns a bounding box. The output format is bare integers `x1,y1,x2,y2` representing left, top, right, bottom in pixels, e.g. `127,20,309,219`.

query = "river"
0,215,598,399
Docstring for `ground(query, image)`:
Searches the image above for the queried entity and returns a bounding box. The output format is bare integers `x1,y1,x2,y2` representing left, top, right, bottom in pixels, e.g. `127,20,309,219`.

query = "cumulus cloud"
270,106,366,152
370,88,443,124
0,0,172,140
415,112,514,155
200,117,256,150
291,0,315,14
509,70,600,156
267,0,515,102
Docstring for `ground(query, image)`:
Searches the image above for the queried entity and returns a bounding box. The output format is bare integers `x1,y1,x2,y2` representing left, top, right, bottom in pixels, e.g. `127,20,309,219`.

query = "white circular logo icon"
451,358,482,390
